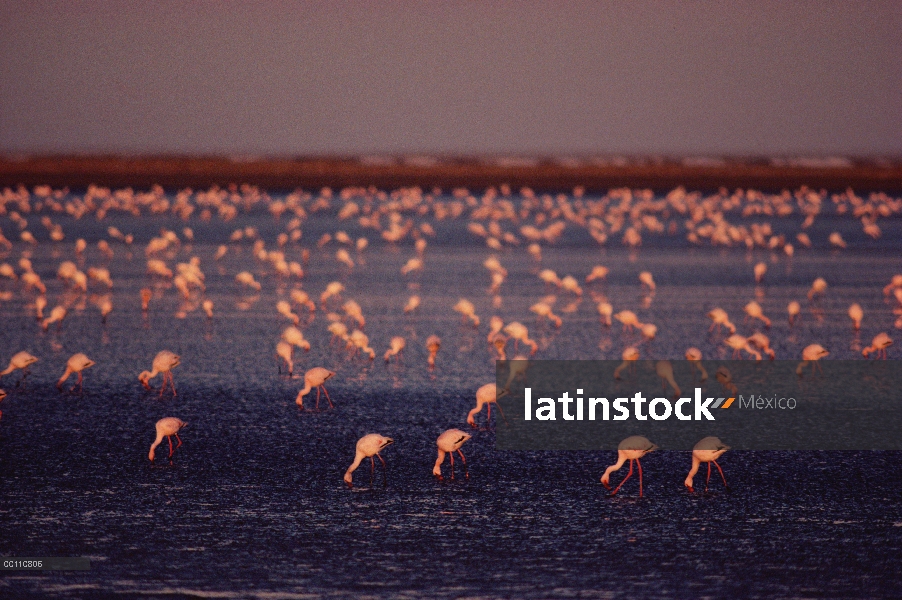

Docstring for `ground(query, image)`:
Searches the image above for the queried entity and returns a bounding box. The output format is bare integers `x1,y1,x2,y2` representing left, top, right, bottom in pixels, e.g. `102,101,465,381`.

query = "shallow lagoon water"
1,205,902,598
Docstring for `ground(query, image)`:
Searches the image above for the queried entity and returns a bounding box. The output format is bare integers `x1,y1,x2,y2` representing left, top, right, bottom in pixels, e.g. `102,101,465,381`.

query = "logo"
523,387,734,422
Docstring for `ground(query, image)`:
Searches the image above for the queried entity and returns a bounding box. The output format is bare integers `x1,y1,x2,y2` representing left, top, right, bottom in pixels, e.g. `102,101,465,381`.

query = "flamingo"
426,335,441,369
596,301,613,326
503,356,529,391
796,344,829,376
453,299,480,327
403,295,421,314
344,433,394,488
685,348,708,382
807,277,827,301
139,350,181,396
384,336,405,362
862,333,892,359
433,429,472,481
276,341,294,375
715,366,738,395
41,305,67,331
600,436,658,497
747,332,775,360
848,303,863,330
753,262,767,283
707,308,736,334
685,436,730,492
613,347,640,379
614,310,642,331
586,265,609,282
295,367,335,408
655,361,681,397
788,301,801,326
467,383,508,428
744,301,771,328
1,351,38,383
503,322,538,355
148,417,187,462
639,271,656,292
57,353,95,391
530,301,562,327
725,335,761,361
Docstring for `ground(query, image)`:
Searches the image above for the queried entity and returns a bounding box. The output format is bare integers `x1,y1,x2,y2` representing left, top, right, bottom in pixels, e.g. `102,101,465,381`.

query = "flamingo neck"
433,449,447,475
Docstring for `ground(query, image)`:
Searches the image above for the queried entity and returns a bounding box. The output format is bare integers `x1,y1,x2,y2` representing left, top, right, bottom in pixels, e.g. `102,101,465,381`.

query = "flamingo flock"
0,181,900,491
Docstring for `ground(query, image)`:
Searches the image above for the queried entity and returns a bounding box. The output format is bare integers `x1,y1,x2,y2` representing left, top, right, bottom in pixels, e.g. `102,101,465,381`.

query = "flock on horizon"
1,181,900,495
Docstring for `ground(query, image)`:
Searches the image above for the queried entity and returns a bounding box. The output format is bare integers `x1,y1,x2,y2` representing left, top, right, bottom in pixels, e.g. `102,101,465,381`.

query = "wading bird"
344,433,393,488
295,367,335,409
600,436,658,497
862,332,892,359
139,350,181,396
685,437,730,492
57,353,95,392
148,417,187,462
433,429,472,481
1,351,38,384
467,383,507,428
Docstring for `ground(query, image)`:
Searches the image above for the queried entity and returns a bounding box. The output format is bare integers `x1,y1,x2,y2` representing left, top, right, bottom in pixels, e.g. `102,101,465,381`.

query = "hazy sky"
1,1,900,157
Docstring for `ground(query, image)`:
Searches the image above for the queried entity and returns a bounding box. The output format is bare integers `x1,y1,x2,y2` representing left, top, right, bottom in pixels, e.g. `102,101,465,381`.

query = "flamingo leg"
167,435,174,458
322,385,334,408
713,460,728,489
487,402,491,425
458,449,469,479
316,387,321,410
377,453,387,485
369,456,375,485
449,452,455,480
637,458,644,497
610,460,634,496
175,433,182,450
170,373,177,396
159,373,166,397
706,462,712,492
494,400,509,425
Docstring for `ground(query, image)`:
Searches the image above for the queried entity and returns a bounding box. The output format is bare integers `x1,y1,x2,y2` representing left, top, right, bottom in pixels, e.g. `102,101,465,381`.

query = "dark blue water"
2,194,902,598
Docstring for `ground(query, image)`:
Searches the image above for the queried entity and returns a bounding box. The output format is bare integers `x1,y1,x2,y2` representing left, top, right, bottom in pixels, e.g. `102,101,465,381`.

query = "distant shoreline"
1,155,900,193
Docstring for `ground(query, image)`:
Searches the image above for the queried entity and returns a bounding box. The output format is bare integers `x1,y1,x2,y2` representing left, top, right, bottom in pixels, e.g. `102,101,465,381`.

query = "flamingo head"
138,371,152,390
600,475,611,489
343,471,353,488
467,415,476,428
685,481,694,493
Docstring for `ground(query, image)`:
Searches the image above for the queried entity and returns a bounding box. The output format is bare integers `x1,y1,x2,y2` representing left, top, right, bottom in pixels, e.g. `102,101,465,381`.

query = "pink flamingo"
685,437,730,492
467,383,508,428
862,333,892,359
344,433,394,488
433,429,472,481
295,367,335,409
139,350,180,397
600,436,658,497
148,417,187,461
57,353,95,392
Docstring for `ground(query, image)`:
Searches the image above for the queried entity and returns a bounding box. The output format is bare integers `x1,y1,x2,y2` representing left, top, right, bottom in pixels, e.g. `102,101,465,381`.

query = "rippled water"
2,206,902,598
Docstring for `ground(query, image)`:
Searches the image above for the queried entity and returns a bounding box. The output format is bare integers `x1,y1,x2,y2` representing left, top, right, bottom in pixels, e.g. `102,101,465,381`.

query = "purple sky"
1,1,900,157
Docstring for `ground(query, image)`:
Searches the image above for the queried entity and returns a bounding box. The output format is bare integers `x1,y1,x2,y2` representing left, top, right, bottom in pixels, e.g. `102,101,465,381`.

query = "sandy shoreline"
1,154,900,192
